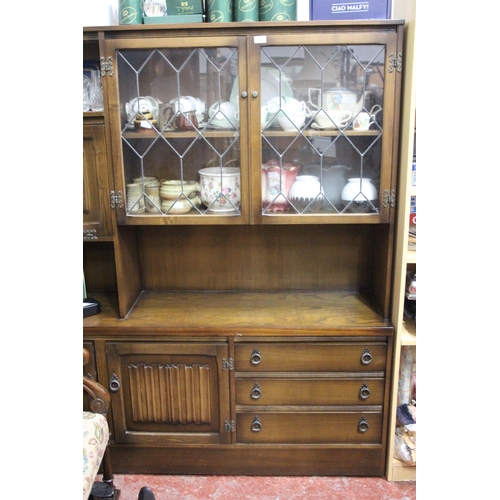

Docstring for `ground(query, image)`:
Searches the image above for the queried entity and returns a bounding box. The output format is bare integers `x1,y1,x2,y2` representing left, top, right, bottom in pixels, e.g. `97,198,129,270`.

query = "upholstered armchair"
83,348,118,500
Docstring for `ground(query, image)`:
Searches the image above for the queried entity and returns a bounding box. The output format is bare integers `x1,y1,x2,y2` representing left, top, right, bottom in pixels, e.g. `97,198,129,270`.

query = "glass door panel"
260,44,385,216
115,45,244,218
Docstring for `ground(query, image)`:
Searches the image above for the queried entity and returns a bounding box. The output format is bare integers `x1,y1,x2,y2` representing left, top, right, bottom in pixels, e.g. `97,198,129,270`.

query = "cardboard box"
166,0,203,15
310,0,391,20
143,14,204,23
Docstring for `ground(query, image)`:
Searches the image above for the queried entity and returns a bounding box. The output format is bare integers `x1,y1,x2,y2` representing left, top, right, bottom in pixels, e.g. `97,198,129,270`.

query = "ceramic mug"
353,105,382,131
353,112,374,131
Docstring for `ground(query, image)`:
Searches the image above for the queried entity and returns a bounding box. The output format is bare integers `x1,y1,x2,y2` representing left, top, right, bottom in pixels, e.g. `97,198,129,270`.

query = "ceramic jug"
303,163,350,206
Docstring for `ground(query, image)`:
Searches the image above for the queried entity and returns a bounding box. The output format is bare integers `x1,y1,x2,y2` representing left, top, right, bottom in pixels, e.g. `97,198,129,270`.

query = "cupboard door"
106,342,231,444
248,30,401,223
83,119,114,239
104,36,250,224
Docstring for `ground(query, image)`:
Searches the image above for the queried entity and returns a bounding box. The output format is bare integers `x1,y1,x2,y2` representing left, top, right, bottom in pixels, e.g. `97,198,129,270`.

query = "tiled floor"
105,474,416,500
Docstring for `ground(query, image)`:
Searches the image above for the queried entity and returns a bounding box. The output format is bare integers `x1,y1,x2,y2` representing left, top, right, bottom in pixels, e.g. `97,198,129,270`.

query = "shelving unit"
386,0,416,482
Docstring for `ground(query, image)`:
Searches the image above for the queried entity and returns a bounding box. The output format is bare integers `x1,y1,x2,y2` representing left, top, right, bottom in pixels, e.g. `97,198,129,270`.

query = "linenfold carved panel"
128,363,212,425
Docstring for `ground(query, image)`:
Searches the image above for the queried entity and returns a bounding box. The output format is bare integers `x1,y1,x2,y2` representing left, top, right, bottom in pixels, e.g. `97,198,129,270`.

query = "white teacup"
209,101,237,122
169,96,196,113
278,112,306,131
314,109,352,129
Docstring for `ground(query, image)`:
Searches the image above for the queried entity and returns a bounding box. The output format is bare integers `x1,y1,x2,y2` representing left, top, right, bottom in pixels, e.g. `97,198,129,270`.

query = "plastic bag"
394,424,416,465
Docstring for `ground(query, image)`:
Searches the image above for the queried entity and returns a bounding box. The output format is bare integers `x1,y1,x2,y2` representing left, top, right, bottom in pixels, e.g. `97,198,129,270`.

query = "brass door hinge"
83,229,97,241
388,52,402,73
100,56,114,77
110,190,123,209
224,420,235,432
222,358,234,371
383,189,396,208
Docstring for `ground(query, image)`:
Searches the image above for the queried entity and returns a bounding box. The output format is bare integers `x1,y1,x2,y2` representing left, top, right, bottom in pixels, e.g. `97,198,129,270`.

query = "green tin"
259,0,296,21
207,0,233,22
166,0,203,15
235,0,258,21
119,0,143,25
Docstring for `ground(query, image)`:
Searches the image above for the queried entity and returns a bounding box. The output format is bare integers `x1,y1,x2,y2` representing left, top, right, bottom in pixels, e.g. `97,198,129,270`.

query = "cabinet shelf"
407,250,416,264
401,318,416,345
122,128,382,139
264,129,382,138
123,129,240,139
391,457,416,481
83,290,393,335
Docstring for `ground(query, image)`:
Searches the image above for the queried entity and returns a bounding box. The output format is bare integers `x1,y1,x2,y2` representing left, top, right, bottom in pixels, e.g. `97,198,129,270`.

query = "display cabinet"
83,20,404,477
102,24,399,226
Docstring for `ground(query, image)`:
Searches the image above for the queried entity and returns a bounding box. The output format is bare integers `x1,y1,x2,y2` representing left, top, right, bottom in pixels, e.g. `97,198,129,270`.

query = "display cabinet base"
108,444,386,476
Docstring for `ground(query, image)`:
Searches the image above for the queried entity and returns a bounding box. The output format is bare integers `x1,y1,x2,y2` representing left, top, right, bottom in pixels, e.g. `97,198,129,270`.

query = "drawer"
234,342,387,372
236,411,383,444
235,378,385,406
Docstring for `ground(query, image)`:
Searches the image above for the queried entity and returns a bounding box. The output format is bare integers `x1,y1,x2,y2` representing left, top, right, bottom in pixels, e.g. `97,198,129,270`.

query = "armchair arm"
83,348,110,414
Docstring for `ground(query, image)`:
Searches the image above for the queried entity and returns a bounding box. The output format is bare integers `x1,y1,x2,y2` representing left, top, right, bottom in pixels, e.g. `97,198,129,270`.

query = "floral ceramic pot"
198,167,241,212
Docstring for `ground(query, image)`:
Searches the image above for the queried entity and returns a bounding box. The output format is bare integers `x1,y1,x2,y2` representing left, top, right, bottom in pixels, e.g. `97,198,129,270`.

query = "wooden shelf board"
401,318,416,345
83,290,393,335
406,250,416,264
389,457,416,481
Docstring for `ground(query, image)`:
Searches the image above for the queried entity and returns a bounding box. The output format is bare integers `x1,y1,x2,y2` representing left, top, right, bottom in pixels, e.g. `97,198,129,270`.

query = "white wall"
83,0,118,26
82,1,309,26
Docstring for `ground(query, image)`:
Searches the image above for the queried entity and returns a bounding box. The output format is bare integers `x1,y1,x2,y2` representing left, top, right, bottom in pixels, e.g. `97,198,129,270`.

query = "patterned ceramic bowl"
198,167,241,212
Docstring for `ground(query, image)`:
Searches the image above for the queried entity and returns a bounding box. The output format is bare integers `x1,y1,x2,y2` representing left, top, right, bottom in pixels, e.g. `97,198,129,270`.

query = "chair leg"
101,448,114,490
90,448,120,500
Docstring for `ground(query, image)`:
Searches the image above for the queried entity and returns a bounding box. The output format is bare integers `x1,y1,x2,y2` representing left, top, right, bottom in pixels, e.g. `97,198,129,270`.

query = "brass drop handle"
360,348,373,365
250,348,262,365
251,416,262,432
109,374,120,393
358,416,369,433
250,383,262,400
359,383,371,400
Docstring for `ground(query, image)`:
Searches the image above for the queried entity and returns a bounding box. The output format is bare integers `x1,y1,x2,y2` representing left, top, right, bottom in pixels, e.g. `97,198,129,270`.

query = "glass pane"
260,44,385,215
116,47,241,216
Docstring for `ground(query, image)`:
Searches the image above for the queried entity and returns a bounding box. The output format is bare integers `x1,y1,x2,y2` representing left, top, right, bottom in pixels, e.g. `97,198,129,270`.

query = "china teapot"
308,85,363,116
